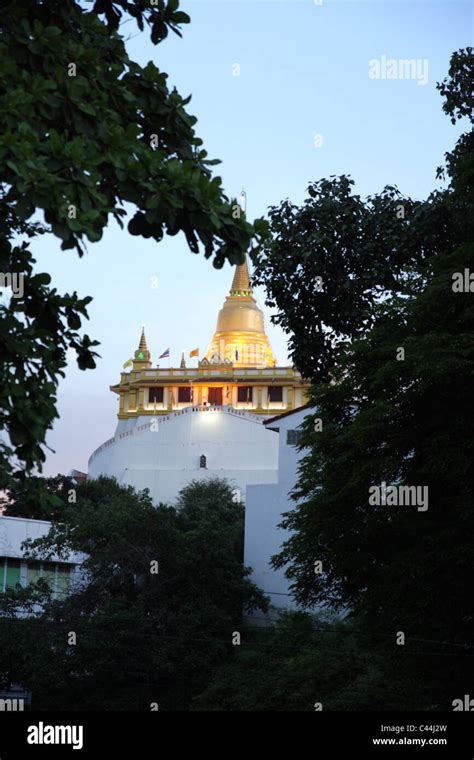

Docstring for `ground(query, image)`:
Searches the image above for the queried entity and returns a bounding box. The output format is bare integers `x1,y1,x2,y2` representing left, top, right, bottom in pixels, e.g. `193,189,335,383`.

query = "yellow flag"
123,358,133,369
189,347,199,358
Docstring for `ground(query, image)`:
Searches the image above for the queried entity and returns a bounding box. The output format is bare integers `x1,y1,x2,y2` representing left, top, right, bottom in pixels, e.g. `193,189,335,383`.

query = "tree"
1,474,75,520
251,49,473,383
1,0,257,260
250,49,473,706
0,477,267,710
0,0,265,491
251,177,459,383
195,612,427,711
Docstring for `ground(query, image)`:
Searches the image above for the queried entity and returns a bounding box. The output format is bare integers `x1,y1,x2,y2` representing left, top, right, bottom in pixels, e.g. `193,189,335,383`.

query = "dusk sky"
27,0,470,476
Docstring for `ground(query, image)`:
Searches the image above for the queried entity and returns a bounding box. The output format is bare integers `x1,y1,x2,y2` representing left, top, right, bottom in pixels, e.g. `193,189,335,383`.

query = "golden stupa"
111,206,309,418
204,255,276,368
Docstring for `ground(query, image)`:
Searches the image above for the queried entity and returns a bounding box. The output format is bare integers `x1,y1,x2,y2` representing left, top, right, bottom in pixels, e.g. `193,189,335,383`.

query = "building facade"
0,515,82,600
89,405,280,506
245,407,309,612
0,254,312,707
109,257,309,431
88,257,310,506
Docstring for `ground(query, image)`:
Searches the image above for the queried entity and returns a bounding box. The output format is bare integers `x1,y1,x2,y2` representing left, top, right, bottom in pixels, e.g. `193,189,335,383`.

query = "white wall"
0,515,80,564
89,407,279,505
0,515,84,597
245,408,309,612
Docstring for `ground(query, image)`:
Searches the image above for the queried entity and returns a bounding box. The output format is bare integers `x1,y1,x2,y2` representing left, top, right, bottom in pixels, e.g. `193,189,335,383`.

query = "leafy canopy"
1,0,259,260
250,49,474,703
0,0,265,490
0,477,267,710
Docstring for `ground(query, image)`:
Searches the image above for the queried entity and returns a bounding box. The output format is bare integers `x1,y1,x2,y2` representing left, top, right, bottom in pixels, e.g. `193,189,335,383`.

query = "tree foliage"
0,477,267,710
1,0,257,260
0,473,75,520
253,178,455,381
0,0,263,491
195,612,430,711
249,49,474,703
251,48,473,384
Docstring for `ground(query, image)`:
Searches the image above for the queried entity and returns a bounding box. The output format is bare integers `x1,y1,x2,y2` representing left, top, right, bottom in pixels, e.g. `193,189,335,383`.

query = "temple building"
88,256,309,508
109,256,308,428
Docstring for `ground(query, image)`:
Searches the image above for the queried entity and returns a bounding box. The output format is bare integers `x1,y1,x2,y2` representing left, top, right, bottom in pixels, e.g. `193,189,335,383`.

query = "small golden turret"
132,326,152,370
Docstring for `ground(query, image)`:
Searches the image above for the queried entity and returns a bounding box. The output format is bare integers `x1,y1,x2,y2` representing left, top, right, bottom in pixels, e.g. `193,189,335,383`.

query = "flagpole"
239,189,246,216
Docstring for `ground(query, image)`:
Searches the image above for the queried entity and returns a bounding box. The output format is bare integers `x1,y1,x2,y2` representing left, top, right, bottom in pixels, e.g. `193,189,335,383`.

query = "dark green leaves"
0,1,258,263
0,477,267,709
436,47,474,124
267,49,474,707
0,225,99,485
0,0,262,483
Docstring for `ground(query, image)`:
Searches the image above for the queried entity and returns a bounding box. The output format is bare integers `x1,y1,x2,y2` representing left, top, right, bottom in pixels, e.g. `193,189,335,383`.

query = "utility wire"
0,618,472,657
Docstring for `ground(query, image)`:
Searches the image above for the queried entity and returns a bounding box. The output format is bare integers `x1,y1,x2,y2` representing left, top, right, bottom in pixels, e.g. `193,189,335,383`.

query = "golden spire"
138,326,148,352
133,325,151,369
180,352,186,369
204,254,277,368
230,257,252,295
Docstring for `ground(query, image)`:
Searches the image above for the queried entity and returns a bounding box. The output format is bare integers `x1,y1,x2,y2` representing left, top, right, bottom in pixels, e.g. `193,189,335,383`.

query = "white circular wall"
88,407,279,505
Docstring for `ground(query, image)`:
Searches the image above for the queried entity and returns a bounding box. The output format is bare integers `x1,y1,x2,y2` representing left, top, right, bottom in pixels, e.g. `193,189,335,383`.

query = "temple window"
178,386,193,403
287,429,303,446
237,386,253,403
268,386,283,403
149,387,164,404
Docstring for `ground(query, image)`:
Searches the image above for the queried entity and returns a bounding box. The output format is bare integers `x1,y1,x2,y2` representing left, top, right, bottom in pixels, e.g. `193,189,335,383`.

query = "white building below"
88,402,313,613
245,407,309,612
0,515,82,597
88,405,280,505
85,257,313,609
1,408,312,617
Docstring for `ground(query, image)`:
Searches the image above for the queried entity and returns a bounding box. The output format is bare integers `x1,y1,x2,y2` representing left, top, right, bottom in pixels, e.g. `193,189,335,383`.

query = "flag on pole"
159,348,170,359
189,347,199,358
123,358,133,369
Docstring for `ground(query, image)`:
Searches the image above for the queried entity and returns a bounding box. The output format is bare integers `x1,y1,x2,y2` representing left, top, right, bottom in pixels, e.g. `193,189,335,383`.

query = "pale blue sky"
30,0,471,475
